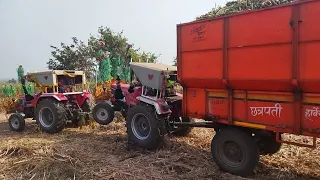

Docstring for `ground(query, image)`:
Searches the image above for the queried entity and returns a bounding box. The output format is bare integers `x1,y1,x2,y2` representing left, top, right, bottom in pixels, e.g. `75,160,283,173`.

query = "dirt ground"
0,114,319,180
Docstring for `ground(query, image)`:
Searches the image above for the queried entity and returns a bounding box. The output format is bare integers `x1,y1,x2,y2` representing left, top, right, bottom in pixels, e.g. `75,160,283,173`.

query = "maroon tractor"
92,62,194,149
8,70,103,133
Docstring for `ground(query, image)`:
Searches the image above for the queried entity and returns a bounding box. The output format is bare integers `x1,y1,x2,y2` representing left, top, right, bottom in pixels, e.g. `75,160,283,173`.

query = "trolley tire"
211,128,260,177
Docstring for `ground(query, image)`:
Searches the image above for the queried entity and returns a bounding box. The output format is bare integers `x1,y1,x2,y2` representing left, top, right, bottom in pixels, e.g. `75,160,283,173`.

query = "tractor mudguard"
138,96,171,115
38,93,68,102
75,92,91,106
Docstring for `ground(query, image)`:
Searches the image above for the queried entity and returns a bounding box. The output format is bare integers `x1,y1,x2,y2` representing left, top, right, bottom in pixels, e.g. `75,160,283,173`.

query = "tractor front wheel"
8,113,25,132
126,104,163,150
92,102,115,125
211,128,260,177
35,99,67,133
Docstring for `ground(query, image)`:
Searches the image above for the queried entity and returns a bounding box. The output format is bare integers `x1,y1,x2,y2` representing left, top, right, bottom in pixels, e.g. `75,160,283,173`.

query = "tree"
47,37,96,80
47,26,160,81
7,78,17,84
87,27,160,80
137,52,158,63
196,0,295,20
98,57,112,83
173,57,177,66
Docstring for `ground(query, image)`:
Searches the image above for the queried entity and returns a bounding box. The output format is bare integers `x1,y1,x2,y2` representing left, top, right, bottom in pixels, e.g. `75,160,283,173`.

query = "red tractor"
92,62,194,149
8,70,101,133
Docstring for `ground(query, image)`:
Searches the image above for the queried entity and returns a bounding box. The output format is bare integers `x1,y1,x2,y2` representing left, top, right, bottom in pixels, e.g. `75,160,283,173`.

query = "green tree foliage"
119,57,131,83
48,37,96,79
47,26,160,81
98,57,112,83
196,0,295,20
111,57,121,78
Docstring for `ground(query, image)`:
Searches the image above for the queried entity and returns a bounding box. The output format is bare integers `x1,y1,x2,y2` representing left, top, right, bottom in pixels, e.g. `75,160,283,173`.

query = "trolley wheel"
211,128,260,176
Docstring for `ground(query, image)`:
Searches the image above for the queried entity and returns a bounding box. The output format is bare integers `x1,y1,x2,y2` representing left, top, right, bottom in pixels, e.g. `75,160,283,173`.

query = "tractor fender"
75,92,92,106
138,96,171,115
36,94,68,104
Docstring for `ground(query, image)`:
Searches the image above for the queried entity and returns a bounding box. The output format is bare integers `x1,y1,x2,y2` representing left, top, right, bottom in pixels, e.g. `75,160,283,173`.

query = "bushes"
0,84,35,98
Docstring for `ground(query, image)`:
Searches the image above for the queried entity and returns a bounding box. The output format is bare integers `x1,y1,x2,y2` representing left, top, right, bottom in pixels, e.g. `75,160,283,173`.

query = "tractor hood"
130,62,177,90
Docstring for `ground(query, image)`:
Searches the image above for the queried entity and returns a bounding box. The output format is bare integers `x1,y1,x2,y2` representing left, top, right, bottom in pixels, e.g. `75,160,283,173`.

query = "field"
0,114,319,180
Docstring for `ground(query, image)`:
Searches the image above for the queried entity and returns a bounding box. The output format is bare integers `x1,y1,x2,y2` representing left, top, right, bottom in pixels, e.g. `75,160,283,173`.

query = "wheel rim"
131,113,151,140
218,140,245,168
96,108,109,121
39,107,54,128
10,117,20,129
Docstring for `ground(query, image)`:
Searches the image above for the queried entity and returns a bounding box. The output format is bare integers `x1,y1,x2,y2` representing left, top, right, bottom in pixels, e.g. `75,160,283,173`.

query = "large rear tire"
35,99,67,133
211,128,259,177
8,113,25,132
126,104,163,150
92,102,115,125
171,117,194,137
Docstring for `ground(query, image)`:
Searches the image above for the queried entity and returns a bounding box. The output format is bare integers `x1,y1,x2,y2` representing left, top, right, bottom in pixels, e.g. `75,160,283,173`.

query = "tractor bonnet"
129,62,177,90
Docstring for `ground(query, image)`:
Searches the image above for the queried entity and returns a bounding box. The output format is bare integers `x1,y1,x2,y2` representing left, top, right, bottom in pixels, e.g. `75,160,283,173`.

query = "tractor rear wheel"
35,99,67,133
8,113,25,132
92,102,115,125
211,128,260,177
126,104,163,150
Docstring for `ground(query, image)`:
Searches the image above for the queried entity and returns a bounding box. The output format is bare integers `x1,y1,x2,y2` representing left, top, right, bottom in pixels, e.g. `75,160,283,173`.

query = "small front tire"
92,102,115,125
8,113,25,132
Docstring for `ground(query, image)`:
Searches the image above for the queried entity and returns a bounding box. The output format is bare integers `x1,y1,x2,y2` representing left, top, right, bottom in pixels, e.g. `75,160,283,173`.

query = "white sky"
0,0,227,79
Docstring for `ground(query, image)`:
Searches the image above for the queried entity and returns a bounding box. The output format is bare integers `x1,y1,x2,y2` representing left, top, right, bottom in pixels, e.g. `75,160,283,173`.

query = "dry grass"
0,114,319,180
